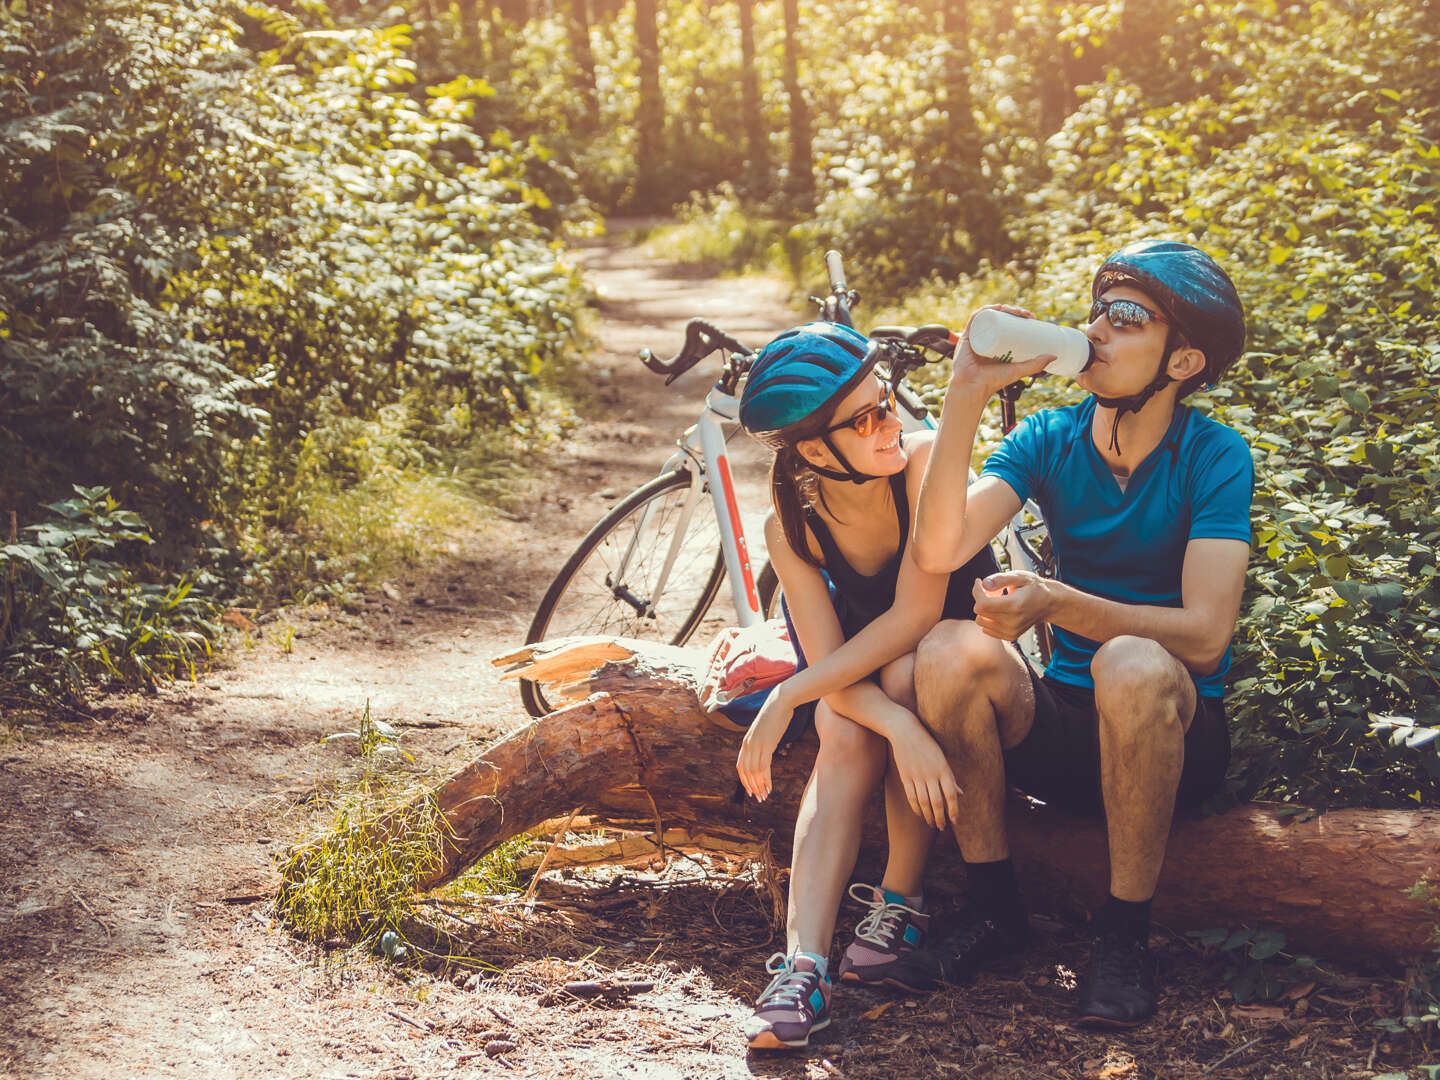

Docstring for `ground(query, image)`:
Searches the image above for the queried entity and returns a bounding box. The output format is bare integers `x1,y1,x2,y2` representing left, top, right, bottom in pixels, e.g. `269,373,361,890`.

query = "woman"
734,322,997,1050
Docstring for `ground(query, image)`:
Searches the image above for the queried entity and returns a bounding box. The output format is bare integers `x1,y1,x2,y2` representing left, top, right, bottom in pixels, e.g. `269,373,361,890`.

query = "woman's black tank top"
804,472,998,639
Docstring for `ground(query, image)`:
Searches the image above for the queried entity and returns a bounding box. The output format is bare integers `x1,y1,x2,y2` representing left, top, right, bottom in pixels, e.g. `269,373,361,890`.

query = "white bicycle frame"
610,380,766,630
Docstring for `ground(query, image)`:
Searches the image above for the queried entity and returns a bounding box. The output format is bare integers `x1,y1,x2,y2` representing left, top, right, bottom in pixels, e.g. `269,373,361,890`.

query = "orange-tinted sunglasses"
824,389,898,438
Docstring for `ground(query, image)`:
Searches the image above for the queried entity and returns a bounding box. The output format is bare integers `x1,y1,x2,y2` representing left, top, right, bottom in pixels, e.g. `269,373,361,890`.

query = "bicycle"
521,251,1051,717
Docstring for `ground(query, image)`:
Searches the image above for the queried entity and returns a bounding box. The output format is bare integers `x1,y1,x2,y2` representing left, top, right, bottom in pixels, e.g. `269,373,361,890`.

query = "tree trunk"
303,638,1440,966
738,0,768,194
567,0,600,135
634,0,664,208
940,0,975,168
780,0,812,205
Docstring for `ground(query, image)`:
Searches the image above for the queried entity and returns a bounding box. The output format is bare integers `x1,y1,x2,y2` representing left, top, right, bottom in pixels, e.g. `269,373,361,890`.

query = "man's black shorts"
1002,661,1230,817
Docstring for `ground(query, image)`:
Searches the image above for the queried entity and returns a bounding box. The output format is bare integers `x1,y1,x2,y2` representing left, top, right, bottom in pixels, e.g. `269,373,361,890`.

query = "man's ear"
1168,345,1207,384
795,437,830,468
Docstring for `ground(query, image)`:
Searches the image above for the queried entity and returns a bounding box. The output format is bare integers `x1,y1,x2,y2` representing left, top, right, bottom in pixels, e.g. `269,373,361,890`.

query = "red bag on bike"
699,618,797,714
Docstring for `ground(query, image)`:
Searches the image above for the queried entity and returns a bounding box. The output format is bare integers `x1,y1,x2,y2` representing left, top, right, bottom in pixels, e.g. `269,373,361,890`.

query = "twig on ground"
386,1008,430,1033
1201,1035,1265,1075
69,889,112,939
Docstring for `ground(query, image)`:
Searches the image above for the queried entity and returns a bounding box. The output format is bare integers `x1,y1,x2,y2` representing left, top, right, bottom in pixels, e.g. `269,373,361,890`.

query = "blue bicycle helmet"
1092,239,1247,388
1087,240,1246,455
740,322,883,484
740,322,880,435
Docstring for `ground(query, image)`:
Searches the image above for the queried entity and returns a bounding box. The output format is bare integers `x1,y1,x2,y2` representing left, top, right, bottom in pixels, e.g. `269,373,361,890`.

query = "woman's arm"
762,437,958,725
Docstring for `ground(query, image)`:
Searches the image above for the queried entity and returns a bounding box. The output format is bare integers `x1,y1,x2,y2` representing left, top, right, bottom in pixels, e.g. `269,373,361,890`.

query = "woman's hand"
736,684,795,802
949,305,1055,398
884,706,963,830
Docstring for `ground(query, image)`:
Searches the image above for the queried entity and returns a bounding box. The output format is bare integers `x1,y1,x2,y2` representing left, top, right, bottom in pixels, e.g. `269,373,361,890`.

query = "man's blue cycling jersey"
981,396,1253,698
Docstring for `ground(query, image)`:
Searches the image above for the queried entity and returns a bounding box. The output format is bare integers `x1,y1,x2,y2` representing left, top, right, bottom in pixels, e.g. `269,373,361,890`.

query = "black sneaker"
937,907,1030,984
1077,932,1156,1028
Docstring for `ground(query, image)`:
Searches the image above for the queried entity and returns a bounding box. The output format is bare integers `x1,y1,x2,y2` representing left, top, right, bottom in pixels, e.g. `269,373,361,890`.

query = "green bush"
0,0,589,698
0,488,219,698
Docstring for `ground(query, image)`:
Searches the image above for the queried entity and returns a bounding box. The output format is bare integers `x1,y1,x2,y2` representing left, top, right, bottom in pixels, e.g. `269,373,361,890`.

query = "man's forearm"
913,385,987,573
1045,581,1233,675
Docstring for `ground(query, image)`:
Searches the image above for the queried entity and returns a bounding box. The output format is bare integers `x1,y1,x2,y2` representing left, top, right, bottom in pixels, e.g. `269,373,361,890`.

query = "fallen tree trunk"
371,638,1439,963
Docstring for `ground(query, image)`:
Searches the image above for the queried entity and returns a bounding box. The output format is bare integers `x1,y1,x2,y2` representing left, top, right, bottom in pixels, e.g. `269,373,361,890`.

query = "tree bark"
780,0,813,205
567,0,600,135
633,0,664,207
313,637,1440,966
940,0,975,168
738,0,768,194
496,0,528,27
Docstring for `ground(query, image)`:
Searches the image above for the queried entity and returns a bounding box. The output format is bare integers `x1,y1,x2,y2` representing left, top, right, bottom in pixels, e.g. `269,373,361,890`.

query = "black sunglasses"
1089,297,1165,329
824,389,898,438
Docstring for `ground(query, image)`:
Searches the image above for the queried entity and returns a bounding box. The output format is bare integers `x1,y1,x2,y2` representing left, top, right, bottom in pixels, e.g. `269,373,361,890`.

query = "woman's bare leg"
786,702,888,955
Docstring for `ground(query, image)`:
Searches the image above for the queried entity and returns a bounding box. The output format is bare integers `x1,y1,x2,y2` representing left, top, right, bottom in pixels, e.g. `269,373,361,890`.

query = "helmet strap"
1091,332,1182,456
800,435,883,484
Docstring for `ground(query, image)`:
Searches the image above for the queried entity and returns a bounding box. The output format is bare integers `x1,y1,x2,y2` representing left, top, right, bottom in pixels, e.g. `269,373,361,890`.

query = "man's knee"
1092,636,1190,735
914,620,1014,736
878,654,916,712
915,620,1009,689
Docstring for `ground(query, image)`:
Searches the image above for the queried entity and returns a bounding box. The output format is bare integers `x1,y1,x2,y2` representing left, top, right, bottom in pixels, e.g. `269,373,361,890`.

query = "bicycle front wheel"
522,468,727,716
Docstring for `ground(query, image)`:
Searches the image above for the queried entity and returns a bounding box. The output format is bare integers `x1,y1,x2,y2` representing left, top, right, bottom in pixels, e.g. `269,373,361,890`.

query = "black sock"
963,858,1026,930
1097,894,1152,943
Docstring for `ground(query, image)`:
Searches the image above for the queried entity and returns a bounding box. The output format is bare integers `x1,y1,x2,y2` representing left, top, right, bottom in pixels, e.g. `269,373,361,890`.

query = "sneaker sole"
1076,1011,1152,1031
940,949,1027,986
838,970,936,994
746,1016,831,1050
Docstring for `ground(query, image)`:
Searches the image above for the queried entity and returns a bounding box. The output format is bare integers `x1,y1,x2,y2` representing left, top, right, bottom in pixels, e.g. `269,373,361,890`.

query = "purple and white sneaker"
744,952,831,1049
837,883,942,992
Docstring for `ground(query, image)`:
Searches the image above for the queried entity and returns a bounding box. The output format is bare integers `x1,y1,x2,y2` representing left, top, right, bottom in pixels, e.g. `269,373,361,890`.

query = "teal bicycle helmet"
740,322,882,483
1089,240,1246,453
1093,239,1246,389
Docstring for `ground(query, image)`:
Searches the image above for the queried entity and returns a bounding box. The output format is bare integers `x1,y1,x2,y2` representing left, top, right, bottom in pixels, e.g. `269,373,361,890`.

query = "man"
909,240,1253,1027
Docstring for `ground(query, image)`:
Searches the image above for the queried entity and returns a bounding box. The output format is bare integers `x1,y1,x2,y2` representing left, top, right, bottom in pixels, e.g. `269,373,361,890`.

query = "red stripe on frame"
716,456,759,614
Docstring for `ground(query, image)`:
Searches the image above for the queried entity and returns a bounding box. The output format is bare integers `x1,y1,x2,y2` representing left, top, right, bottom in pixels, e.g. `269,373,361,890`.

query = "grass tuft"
277,704,449,944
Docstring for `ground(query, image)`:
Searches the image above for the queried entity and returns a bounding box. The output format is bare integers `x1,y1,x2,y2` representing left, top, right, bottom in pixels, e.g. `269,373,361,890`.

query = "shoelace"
756,952,818,1009
948,911,1000,956
1093,935,1148,983
848,883,922,947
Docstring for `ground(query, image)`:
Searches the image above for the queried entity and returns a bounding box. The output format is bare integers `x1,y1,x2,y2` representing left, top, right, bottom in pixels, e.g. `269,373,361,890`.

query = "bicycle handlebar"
639,318,755,385
825,250,847,293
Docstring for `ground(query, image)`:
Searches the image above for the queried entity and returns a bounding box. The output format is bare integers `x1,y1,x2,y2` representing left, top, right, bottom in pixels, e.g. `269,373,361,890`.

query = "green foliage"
0,487,219,697
1,0,587,700
442,834,533,898
639,186,794,275
1187,926,1319,1004
867,0,1440,809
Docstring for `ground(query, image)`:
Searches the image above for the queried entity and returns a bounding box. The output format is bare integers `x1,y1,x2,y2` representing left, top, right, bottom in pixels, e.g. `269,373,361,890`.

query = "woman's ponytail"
769,444,823,569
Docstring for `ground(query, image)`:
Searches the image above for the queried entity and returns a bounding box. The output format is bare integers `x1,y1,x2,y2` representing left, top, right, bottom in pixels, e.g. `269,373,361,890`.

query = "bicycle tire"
521,468,728,717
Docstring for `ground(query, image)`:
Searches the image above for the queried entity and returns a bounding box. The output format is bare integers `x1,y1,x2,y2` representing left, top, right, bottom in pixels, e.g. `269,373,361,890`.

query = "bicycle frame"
610,380,765,630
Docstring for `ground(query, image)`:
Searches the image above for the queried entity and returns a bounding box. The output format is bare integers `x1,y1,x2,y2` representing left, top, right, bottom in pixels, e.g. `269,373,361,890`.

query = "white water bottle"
967,309,1092,378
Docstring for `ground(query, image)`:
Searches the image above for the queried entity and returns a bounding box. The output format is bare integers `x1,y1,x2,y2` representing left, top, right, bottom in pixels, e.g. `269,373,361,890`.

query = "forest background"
2,0,1439,817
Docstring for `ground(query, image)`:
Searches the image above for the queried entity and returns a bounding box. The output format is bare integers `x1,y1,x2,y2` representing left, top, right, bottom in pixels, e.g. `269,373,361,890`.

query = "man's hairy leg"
912,620,1035,860
877,654,935,898
1090,635,1197,902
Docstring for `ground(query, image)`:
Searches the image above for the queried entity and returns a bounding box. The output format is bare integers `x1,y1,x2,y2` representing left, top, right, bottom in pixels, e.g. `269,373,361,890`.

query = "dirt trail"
0,235,803,1080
